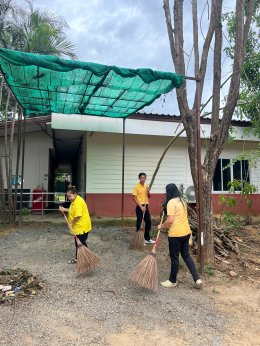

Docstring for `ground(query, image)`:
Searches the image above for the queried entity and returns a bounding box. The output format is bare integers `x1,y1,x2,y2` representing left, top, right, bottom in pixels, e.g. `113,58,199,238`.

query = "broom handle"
141,211,145,228
152,212,165,253
61,210,77,240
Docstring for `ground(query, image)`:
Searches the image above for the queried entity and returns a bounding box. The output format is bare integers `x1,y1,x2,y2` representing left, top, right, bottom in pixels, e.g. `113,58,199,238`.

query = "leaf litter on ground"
0,268,44,304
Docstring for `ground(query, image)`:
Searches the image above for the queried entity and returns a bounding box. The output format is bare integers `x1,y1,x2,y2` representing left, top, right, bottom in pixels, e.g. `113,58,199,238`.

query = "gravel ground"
0,225,228,346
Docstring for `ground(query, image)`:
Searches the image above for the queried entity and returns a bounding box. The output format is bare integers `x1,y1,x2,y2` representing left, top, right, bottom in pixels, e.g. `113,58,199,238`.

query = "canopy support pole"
195,78,204,275
121,118,126,223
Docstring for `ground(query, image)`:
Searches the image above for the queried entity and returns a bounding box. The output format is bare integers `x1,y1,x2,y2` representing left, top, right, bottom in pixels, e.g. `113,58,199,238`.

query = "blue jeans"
168,234,200,283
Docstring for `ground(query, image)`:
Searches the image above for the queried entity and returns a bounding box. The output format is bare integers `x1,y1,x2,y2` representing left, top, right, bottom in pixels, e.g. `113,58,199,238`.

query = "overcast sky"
34,0,236,115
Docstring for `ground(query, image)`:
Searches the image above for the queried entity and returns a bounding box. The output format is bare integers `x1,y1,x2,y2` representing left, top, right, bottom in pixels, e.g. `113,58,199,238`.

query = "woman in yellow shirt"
158,184,202,288
59,186,92,264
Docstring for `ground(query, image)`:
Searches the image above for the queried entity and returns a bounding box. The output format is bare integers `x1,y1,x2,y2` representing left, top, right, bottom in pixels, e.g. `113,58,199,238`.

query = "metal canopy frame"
0,50,204,273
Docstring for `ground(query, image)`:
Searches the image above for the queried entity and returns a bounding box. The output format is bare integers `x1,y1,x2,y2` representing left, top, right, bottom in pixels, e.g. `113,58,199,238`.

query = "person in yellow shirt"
132,173,155,244
158,183,202,288
59,186,92,264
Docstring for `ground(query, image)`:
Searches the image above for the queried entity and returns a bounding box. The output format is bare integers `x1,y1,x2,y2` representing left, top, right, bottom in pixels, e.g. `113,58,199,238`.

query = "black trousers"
168,234,200,283
74,232,89,258
136,205,151,241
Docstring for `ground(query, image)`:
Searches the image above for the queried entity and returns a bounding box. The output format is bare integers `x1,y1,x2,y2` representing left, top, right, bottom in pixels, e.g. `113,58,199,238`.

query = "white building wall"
86,132,122,193
86,132,260,194
86,132,190,194
251,158,260,190
124,134,188,193
0,131,53,192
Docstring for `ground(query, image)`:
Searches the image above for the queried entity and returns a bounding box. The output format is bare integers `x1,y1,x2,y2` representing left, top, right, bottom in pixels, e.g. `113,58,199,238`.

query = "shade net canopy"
0,48,184,118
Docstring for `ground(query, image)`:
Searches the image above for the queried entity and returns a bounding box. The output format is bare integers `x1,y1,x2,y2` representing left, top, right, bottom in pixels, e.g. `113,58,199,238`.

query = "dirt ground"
0,219,259,346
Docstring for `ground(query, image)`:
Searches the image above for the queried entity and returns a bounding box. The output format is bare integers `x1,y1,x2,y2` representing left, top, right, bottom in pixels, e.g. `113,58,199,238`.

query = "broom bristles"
129,229,144,251
77,245,101,273
129,253,158,291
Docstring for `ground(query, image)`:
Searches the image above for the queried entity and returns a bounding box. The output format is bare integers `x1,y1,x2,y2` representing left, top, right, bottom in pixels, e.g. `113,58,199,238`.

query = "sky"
34,0,236,115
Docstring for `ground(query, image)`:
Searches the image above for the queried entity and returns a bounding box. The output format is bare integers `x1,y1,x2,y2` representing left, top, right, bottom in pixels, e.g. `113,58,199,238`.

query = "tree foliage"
0,0,76,58
224,0,260,137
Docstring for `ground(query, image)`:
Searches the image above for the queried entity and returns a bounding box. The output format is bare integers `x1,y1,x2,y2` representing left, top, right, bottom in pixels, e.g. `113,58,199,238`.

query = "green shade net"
0,48,184,118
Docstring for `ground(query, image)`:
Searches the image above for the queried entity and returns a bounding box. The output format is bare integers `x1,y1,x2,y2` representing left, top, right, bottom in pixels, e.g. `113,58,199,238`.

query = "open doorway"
54,168,71,203
48,129,86,210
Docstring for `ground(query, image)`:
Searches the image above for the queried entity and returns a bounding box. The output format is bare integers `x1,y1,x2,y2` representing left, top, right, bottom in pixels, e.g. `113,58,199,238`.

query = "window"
213,159,250,192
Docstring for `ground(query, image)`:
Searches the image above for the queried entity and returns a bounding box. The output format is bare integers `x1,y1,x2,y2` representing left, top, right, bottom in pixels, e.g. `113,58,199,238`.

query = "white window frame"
212,158,250,194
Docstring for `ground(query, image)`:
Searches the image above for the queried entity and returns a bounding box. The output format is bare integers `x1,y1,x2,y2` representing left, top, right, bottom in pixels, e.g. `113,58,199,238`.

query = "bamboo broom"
129,211,145,251
129,212,164,291
62,211,101,273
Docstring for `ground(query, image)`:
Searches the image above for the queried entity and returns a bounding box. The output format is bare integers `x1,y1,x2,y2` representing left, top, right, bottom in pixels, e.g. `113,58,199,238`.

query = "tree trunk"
0,157,7,225
201,173,215,263
0,75,6,224
163,0,254,266
14,107,22,220
4,90,12,223
9,103,17,223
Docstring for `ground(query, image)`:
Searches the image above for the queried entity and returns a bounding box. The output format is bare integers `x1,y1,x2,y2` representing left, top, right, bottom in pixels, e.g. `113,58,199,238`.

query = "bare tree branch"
243,0,255,52
200,74,232,112
198,0,216,101
163,0,189,113
173,0,186,76
149,127,185,189
192,0,200,78
211,0,223,134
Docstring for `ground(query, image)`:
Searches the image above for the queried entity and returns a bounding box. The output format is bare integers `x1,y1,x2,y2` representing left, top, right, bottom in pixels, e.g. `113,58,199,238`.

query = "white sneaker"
144,239,155,244
160,280,177,288
195,279,202,288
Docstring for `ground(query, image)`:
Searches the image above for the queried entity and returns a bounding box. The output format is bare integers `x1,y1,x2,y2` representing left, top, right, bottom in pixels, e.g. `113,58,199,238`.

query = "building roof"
131,112,251,127
0,112,252,133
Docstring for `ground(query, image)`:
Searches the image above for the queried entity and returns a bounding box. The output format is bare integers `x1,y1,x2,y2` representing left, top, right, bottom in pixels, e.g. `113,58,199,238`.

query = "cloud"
35,0,173,67
34,0,236,115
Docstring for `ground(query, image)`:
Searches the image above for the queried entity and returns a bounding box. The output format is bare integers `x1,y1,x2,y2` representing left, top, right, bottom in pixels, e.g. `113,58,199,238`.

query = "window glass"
233,160,241,191
213,159,249,192
242,160,249,182
222,159,231,191
213,160,222,191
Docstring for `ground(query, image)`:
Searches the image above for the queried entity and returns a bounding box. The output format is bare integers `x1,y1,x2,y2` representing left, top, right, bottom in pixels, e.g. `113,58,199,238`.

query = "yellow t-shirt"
167,198,191,237
132,183,149,205
68,195,92,235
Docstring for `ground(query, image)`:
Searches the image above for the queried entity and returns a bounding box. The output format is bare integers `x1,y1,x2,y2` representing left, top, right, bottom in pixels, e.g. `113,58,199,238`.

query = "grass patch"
205,266,215,276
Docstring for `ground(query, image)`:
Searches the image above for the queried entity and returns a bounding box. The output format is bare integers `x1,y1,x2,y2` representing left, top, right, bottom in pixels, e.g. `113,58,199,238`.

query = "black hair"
67,185,77,194
165,183,185,211
139,172,146,178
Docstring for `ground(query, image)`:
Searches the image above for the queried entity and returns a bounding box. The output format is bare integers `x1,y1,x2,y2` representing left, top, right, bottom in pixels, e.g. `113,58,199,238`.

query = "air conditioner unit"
186,185,196,203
